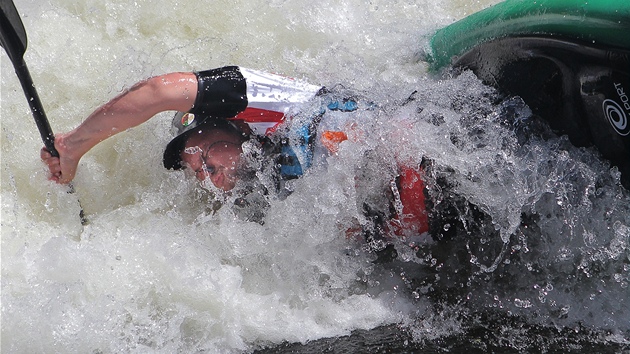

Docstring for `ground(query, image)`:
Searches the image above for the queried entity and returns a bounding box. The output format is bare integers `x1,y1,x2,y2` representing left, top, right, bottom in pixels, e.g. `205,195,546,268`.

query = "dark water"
257,323,628,353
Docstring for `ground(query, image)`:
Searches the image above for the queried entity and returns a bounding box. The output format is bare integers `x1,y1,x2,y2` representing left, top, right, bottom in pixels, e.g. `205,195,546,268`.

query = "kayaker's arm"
41,72,198,184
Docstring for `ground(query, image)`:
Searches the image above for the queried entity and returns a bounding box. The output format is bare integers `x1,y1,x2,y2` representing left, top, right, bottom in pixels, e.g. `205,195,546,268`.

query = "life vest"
235,68,430,235
166,66,430,236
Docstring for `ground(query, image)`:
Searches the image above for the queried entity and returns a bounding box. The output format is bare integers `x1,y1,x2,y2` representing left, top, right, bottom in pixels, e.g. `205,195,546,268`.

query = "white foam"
3,0,629,352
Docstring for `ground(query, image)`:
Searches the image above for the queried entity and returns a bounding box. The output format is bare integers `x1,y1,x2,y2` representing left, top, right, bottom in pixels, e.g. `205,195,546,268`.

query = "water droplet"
514,298,532,308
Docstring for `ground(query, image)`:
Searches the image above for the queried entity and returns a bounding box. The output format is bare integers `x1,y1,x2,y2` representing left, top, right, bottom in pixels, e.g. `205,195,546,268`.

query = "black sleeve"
189,66,248,118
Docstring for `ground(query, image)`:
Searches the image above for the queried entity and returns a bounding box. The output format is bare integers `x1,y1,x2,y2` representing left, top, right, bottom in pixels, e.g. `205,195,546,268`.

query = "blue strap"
279,144,304,178
327,100,358,112
279,98,360,179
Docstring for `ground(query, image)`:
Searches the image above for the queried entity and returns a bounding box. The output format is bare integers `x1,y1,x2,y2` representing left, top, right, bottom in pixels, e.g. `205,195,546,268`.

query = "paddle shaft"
2,0,87,224
13,57,58,157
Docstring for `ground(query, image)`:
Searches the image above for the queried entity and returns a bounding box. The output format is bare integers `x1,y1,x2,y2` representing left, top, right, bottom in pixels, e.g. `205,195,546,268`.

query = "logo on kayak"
603,83,630,136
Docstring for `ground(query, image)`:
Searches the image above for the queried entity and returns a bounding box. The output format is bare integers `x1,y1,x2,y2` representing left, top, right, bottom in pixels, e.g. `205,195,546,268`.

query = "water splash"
2,0,629,352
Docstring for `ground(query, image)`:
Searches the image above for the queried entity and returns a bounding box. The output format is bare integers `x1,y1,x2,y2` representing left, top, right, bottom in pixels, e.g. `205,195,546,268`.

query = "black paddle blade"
0,0,27,63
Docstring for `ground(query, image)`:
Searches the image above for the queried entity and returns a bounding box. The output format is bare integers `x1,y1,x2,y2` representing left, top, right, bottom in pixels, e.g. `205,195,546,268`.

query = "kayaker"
41,66,434,260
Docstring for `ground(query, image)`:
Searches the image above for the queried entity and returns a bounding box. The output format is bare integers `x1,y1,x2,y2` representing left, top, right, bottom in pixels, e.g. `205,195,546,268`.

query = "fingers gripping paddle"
1,0,87,224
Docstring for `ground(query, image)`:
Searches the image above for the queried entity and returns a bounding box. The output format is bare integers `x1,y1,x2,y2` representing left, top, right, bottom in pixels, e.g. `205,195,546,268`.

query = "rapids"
2,0,629,352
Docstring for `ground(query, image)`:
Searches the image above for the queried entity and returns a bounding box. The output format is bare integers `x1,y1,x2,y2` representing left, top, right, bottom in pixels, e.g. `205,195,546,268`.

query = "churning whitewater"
2,0,629,352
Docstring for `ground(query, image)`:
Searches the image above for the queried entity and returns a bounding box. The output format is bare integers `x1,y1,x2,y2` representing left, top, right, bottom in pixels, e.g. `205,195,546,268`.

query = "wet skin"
180,129,244,191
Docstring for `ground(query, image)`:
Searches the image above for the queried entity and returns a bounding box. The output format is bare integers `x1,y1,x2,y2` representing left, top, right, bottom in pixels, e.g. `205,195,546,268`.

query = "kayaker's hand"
40,133,79,184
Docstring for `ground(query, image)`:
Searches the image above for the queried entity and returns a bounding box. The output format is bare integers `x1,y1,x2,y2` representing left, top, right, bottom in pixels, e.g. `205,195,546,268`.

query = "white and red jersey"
235,67,322,135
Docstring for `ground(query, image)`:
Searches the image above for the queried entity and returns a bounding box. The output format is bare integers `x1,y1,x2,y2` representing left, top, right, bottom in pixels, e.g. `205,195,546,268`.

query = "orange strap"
389,165,429,236
320,130,430,236
321,131,348,153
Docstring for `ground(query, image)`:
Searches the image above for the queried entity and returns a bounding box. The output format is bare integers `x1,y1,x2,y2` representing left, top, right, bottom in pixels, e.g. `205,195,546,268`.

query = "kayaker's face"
181,129,243,191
